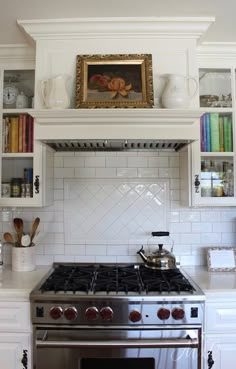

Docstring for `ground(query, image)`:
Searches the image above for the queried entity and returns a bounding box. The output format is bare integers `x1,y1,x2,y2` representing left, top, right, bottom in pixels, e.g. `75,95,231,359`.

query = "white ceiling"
1,0,236,44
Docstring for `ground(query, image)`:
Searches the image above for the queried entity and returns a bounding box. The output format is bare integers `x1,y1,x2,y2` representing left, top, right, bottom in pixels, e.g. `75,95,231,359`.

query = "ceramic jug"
161,74,198,109
41,75,71,109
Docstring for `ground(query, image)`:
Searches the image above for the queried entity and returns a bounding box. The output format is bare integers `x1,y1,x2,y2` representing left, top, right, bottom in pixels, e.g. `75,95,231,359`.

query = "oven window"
81,358,155,369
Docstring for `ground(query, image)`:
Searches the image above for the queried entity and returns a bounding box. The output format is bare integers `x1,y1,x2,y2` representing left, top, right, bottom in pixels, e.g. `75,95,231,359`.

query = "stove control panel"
32,301,204,325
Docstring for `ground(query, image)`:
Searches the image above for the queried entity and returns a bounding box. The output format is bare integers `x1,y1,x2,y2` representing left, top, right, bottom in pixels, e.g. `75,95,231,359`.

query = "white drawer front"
0,302,31,332
206,302,236,332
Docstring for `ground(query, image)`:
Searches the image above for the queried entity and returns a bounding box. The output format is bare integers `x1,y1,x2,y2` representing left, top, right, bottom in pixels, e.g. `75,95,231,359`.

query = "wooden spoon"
13,218,24,245
30,217,40,244
3,232,14,244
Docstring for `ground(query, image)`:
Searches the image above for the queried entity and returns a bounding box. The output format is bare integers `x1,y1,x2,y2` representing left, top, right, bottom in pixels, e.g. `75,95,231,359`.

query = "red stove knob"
50,306,63,320
172,308,185,320
85,307,99,321
64,307,78,321
157,308,170,320
100,306,114,321
129,310,142,323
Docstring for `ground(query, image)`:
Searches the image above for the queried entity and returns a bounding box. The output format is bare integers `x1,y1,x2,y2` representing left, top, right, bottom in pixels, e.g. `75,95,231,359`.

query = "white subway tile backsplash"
117,168,138,177
75,168,96,178
106,156,127,167
85,157,106,167
128,157,148,167
2,150,236,268
138,168,159,177
54,167,75,178
148,157,168,167
64,157,85,167
95,168,117,177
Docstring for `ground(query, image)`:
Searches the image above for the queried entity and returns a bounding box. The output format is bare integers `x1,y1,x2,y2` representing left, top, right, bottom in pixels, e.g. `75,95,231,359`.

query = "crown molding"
0,44,35,61
17,17,215,42
197,42,236,60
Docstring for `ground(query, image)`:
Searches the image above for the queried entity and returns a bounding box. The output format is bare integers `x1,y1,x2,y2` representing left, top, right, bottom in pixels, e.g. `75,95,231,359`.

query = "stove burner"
139,266,195,293
39,264,195,295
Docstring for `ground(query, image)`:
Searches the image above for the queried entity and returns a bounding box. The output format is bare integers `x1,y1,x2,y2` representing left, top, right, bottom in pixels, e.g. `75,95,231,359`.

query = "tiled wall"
1,150,236,266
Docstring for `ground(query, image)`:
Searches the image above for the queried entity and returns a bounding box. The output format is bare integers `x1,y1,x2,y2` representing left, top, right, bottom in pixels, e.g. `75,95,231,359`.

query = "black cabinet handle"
34,175,40,194
194,174,200,193
208,350,214,369
21,349,28,369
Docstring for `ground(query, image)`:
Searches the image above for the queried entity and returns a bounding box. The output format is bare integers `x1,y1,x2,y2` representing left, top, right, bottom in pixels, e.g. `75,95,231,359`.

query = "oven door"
34,326,202,369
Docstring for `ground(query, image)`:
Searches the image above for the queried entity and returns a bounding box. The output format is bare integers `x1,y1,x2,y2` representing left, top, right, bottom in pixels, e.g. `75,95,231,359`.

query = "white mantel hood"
17,16,213,151
31,108,202,152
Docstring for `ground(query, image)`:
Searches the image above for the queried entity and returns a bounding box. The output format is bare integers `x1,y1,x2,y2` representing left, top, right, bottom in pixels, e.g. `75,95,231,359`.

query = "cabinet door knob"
34,175,40,194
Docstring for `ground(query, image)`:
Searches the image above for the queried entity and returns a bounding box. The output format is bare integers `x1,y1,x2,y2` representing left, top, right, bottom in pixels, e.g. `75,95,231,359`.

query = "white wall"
1,149,236,267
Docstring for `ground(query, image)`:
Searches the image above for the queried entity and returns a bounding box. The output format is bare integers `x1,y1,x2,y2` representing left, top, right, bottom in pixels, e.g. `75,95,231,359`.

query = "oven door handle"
36,337,199,348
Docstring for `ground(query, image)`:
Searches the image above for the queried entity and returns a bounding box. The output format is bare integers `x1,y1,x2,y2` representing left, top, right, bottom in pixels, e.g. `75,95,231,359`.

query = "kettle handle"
152,231,169,237
187,76,198,99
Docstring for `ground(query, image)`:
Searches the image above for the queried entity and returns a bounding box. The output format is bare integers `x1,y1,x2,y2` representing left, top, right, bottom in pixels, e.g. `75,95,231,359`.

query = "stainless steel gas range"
30,263,205,369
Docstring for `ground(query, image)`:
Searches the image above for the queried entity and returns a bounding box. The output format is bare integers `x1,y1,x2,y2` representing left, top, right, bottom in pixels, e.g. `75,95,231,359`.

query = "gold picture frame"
207,247,236,272
76,54,154,108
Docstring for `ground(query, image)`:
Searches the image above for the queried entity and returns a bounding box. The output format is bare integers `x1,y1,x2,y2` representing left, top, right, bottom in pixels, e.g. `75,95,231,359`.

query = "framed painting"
75,54,154,108
207,247,236,272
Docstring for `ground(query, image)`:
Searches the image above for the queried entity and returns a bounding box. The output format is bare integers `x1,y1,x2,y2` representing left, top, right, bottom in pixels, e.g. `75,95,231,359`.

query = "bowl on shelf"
200,94,219,107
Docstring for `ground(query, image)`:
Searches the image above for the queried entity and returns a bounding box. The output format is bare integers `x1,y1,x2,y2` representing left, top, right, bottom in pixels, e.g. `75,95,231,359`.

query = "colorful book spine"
223,115,233,152
210,113,220,152
9,116,19,153
18,114,23,153
200,115,205,152
205,113,211,152
22,115,27,153
219,116,224,152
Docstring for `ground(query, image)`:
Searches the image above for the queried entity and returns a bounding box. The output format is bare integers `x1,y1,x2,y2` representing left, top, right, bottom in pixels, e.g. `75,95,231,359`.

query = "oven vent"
42,139,193,152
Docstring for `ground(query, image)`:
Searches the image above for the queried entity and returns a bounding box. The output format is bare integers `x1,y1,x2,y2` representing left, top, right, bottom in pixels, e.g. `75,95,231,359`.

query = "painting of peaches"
76,54,154,108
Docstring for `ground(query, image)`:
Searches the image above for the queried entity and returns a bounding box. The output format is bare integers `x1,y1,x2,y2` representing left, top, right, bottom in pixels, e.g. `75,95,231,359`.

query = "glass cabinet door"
192,67,236,206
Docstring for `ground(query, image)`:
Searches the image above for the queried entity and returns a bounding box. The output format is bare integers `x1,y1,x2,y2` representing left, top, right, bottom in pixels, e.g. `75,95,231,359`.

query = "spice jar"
11,178,22,198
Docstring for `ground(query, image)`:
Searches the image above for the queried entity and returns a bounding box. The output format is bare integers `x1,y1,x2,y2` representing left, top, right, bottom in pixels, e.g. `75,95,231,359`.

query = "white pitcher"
41,75,71,109
161,74,198,109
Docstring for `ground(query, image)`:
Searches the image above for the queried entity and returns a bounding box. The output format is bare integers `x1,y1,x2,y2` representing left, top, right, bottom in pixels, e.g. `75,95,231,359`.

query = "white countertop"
0,265,50,301
0,264,236,301
184,266,236,299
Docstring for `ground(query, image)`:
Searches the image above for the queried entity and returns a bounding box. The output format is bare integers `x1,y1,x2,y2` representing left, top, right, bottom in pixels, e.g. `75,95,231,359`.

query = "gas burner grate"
39,264,195,294
139,266,195,294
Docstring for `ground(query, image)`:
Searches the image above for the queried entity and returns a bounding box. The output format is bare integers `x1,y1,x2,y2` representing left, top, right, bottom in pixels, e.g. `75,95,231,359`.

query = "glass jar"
11,178,22,198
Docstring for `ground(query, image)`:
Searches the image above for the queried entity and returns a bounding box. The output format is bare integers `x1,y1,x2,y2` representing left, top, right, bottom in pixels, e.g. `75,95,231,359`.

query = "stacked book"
200,113,233,152
2,114,34,153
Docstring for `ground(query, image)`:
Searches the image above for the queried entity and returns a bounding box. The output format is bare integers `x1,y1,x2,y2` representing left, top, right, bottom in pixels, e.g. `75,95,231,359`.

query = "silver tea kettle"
137,231,176,270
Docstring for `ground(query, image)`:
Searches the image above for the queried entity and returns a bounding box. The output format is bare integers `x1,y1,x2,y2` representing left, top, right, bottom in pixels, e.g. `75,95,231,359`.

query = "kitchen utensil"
3,232,14,244
137,231,176,270
13,218,24,245
30,217,40,243
21,234,31,247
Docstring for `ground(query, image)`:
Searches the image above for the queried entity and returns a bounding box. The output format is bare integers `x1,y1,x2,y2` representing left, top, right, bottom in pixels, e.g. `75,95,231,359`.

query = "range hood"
32,108,202,152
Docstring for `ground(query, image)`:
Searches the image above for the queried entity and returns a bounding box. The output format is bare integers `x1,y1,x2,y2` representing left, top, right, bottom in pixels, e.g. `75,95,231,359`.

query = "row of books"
200,113,233,152
2,114,34,153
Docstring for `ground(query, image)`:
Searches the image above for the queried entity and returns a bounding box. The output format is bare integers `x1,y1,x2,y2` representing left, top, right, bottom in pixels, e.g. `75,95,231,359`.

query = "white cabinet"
192,44,236,206
204,298,236,369
0,45,54,207
0,301,32,369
